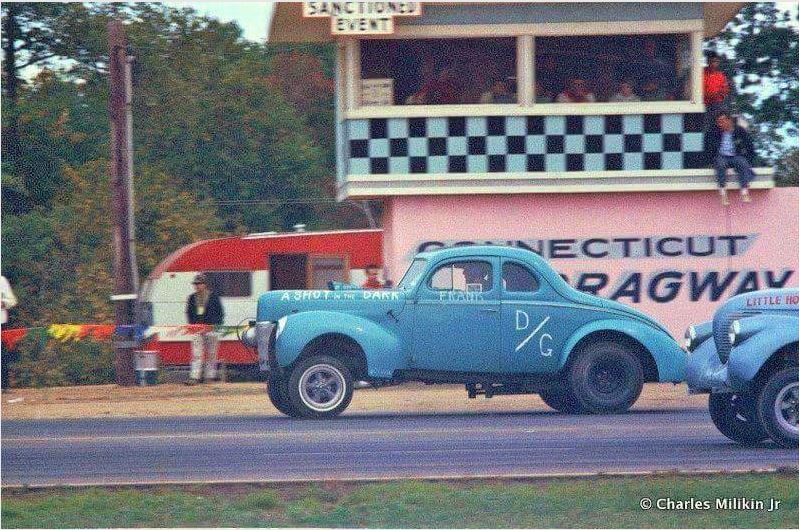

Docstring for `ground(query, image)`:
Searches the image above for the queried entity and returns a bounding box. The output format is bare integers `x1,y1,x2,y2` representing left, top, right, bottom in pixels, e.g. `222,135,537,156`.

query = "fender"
560,319,686,383
727,314,799,391
274,310,408,379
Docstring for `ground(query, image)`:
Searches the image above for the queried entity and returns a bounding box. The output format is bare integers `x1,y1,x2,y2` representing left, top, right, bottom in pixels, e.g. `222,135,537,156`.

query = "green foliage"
775,147,799,187
10,331,115,387
707,3,799,161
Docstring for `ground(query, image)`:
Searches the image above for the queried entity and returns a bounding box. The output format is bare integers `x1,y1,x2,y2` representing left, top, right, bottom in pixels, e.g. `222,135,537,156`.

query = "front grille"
714,310,760,363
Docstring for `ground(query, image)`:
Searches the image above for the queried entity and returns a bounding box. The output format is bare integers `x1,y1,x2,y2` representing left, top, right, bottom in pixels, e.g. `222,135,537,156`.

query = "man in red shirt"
362,264,383,289
703,51,730,108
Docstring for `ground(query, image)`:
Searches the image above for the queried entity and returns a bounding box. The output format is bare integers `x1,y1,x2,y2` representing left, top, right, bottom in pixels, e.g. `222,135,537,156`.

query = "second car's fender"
274,310,408,379
560,318,686,383
727,314,799,390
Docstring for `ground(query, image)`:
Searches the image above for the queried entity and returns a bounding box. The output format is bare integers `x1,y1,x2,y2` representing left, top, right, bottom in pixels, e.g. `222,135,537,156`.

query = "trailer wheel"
287,355,354,419
539,384,583,414
567,340,644,414
266,373,297,417
708,392,767,445
757,368,799,448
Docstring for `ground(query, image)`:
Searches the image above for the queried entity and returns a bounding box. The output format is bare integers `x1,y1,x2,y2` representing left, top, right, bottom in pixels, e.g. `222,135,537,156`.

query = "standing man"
185,273,224,385
1,275,19,392
703,51,730,112
705,111,757,205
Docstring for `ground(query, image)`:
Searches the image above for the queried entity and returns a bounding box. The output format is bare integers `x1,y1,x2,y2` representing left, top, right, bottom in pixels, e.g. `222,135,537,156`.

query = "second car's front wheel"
287,355,354,419
567,341,644,414
757,368,799,448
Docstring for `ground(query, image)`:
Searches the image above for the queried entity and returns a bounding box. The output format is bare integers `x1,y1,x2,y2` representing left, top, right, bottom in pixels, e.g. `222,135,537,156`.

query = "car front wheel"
567,341,644,414
709,392,768,445
757,367,799,448
287,355,354,419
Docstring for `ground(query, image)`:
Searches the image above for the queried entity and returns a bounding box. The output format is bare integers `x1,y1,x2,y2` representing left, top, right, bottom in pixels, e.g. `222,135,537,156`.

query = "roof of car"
416,245,544,262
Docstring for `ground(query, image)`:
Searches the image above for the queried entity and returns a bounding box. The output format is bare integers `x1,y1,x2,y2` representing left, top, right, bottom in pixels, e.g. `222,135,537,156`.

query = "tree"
706,3,799,161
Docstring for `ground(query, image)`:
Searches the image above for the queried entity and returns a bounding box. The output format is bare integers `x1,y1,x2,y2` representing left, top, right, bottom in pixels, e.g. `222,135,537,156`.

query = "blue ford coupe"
243,246,686,418
685,288,799,448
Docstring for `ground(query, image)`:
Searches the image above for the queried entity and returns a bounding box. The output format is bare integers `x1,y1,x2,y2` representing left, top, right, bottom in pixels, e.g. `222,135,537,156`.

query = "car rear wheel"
709,392,768,445
287,355,354,419
266,373,297,417
567,341,644,414
539,384,583,414
757,368,799,448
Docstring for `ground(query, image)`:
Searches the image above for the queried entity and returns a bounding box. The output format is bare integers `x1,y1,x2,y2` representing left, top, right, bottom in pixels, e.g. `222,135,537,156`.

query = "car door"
500,259,564,374
412,257,501,372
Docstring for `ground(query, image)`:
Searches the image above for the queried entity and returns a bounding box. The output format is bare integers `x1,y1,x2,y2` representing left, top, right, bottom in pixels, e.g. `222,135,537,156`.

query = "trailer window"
310,256,346,290
205,271,252,297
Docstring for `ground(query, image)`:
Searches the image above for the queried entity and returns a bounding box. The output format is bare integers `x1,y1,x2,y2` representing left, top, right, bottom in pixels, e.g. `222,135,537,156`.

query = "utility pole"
108,20,139,386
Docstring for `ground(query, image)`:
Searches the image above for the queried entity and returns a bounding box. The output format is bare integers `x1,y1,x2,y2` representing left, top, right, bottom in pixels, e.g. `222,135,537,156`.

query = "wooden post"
108,20,138,386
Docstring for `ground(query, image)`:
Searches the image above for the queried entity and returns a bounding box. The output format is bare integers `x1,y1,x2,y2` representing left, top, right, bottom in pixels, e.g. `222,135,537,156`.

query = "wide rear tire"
756,368,799,448
709,392,768,445
266,373,297,417
287,355,354,419
539,384,583,414
567,341,644,414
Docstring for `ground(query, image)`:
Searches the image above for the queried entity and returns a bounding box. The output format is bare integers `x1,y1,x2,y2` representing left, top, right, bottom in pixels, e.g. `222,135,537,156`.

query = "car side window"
502,262,539,292
429,260,493,292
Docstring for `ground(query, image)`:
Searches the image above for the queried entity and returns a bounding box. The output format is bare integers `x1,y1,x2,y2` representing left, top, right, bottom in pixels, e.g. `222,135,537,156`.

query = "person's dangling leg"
731,155,755,202
715,155,730,206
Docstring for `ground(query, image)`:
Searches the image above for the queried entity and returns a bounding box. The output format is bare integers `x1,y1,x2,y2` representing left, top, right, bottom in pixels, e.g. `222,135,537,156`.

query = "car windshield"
397,258,428,290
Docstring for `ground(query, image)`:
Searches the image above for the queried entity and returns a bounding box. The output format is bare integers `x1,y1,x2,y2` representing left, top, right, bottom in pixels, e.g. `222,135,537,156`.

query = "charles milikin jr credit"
639,496,782,512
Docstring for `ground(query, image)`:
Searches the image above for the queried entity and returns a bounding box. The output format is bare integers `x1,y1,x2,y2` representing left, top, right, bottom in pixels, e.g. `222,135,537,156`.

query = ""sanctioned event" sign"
303,1,422,35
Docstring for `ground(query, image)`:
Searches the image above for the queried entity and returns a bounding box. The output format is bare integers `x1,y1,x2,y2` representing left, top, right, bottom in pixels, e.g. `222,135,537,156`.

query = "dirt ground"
0,381,706,420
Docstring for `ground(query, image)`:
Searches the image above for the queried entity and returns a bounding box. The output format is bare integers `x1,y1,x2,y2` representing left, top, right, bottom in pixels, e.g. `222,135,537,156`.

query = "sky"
164,1,275,42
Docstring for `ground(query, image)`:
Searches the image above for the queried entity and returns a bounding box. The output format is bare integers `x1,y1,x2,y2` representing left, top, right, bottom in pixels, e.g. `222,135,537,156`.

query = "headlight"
241,325,257,348
728,320,741,346
684,325,697,351
276,316,287,339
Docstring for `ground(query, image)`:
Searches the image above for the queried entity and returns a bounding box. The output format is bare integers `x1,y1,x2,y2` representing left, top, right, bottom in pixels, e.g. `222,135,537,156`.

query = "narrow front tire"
287,355,354,419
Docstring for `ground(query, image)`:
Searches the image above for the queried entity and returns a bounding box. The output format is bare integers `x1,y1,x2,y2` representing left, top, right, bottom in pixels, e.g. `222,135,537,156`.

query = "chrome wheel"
774,382,799,435
298,364,346,412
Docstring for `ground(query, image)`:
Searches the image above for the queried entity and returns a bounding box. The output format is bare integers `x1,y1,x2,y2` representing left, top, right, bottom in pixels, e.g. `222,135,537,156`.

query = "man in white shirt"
2,275,18,392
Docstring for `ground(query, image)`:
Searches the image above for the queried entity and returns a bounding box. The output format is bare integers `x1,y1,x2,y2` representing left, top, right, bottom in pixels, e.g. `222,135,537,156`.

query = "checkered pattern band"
347,114,706,175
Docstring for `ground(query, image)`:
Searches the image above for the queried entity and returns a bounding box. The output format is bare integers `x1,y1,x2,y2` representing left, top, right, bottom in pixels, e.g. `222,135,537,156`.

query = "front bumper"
685,338,730,393
255,321,276,372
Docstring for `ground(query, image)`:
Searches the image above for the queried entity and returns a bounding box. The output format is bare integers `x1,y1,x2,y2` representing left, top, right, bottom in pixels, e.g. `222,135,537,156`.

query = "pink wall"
382,188,799,337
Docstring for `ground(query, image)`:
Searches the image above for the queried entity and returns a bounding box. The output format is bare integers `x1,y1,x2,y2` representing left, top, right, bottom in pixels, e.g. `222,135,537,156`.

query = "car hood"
563,287,673,337
257,289,408,322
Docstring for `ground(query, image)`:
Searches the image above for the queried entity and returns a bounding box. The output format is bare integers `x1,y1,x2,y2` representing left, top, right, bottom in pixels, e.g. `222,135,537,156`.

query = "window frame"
426,259,495,293
339,19,705,118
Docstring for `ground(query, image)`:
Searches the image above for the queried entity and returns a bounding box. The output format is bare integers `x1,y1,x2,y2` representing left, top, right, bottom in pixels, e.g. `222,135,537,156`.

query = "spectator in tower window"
362,265,383,289
609,79,641,102
421,67,459,105
480,80,515,104
703,51,730,111
640,76,668,101
555,77,596,103
185,273,224,385
705,111,756,205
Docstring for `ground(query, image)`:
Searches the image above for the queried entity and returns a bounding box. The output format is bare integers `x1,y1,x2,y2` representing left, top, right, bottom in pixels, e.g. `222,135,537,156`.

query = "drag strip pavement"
2,410,797,486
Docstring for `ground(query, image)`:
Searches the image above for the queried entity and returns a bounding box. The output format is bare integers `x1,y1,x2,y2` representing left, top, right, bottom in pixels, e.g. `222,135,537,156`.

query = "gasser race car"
243,246,686,418
685,288,799,448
